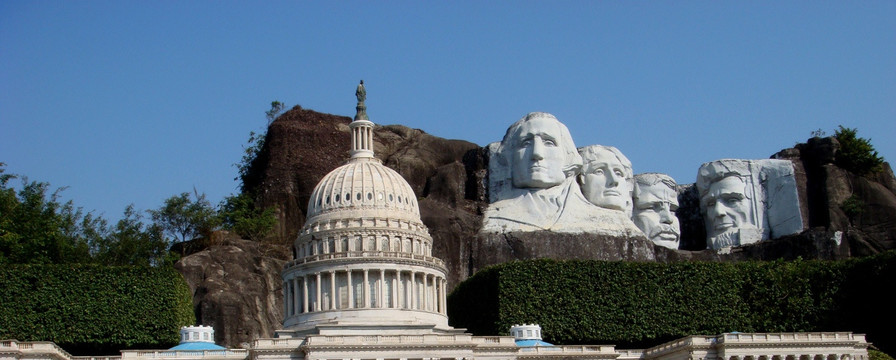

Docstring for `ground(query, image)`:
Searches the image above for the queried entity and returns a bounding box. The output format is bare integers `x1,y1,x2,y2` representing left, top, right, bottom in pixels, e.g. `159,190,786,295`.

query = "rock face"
179,106,896,347
174,233,290,348
774,137,896,255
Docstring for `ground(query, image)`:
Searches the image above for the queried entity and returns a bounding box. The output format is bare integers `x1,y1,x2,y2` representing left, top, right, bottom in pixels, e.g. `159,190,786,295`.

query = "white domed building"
279,81,454,336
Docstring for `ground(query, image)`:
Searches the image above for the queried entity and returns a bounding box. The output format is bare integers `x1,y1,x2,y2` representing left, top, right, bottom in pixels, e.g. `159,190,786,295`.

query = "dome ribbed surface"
306,157,419,220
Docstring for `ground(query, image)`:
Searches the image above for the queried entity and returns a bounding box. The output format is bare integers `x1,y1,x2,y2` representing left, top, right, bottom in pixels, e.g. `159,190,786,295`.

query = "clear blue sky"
2,1,894,222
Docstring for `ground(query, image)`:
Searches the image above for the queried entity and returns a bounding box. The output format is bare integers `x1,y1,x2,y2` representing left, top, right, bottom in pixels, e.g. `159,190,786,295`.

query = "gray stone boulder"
173,233,290,348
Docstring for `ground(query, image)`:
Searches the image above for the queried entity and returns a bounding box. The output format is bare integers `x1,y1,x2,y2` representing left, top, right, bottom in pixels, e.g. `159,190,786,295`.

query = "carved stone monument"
697,159,804,250
577,145,634,216
632,173,681,250
481,112,643,236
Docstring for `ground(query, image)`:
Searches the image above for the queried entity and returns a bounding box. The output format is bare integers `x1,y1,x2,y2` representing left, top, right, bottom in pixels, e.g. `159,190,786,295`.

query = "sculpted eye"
724,197,741,205
614,169,624,177
593,169,604,175
543,139,557,146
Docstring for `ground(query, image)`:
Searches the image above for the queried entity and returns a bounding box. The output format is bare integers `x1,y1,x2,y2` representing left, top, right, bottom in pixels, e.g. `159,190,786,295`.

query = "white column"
330,271,337,310
423,273,429,311
392,270,399,308
363,269,370,308
302,275,309,313
347,270,354,309
292,277,300,316
315,272,322,312
379,269,385,308
410,272,416,310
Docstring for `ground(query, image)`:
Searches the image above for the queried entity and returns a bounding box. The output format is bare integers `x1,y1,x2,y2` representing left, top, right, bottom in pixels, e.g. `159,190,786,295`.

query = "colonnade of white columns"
283,268,448,318
297,234,431,259
723,354,860,360
351,123,374,155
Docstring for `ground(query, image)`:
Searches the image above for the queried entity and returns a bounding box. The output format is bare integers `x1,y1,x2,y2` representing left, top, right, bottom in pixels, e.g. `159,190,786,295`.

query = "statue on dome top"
354,80,368,121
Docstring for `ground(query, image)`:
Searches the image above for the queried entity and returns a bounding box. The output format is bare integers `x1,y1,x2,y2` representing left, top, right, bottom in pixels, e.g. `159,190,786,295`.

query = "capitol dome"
305,156,420,222
280,81,450,335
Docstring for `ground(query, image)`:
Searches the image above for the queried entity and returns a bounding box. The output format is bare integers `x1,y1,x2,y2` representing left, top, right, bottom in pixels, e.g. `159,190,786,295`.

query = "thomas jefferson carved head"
498,112,582,189
577,145,634,214
633,173,680,249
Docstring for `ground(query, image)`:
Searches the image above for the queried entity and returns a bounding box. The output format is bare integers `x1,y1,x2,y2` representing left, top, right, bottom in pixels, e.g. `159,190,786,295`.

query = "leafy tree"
236,100,285,192
265,100,284,126
0,165,94,264
148,191,219,244
94,205,170,266
834,125,884,175
219,192,277,242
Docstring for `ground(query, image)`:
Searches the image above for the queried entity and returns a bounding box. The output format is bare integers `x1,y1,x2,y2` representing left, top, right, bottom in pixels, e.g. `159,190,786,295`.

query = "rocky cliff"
176,106,896,347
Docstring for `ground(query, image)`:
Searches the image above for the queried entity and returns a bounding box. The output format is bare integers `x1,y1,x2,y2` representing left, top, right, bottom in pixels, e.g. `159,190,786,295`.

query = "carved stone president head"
497,112,582,189
697,160,761,249
633,173,680,249
577,145,634,214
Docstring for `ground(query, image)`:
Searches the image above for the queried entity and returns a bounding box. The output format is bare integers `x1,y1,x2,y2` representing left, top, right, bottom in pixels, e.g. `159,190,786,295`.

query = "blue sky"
2,1,894,221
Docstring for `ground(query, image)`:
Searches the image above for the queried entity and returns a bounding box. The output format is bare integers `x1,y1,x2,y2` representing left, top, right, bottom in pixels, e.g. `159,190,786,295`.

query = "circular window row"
317,191,415,208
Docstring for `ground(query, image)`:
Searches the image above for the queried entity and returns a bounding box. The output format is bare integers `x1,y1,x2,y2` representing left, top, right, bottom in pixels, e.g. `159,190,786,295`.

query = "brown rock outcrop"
174,233,290,348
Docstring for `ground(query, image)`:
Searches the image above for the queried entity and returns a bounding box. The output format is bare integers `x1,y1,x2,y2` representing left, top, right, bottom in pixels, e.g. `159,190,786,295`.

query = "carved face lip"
713,222,736,231
655,230,679,240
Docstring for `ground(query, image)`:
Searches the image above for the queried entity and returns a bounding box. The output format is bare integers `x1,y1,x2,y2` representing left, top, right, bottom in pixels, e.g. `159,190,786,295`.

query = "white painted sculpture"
632,173,681,250
481,112,643,236
697,159,804,250
577,145,634,216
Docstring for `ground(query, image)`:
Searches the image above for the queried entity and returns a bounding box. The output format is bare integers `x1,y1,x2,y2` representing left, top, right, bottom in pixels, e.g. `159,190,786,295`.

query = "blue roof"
515,339,554,347
169,342,227,350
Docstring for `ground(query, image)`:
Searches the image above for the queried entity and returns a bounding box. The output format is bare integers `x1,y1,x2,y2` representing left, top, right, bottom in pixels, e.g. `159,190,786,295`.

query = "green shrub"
0,264,195,355
841,194,865,220
870,350,895,360
448,252,895,352
835,126,884,175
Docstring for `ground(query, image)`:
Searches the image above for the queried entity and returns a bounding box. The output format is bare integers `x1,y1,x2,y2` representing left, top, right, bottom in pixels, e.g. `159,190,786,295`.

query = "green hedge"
448,251,895,352
0,264,195,355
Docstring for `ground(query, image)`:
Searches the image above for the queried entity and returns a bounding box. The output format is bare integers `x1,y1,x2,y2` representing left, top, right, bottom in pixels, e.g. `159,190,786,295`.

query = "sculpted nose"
713,203,726,217
607,172,619,186
707,201,724,218
531,139,545,160
660,207,674,224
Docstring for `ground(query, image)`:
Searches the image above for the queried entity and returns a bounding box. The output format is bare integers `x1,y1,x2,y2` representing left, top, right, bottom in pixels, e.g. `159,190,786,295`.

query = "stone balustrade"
119,350,246,360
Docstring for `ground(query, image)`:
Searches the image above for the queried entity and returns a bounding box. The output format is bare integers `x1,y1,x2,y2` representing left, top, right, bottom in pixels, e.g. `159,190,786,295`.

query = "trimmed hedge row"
448,251,895,352
0,264,195,355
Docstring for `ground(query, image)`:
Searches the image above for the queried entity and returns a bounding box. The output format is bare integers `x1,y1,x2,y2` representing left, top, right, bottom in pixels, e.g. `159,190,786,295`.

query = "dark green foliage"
0,264,195,355
236,100,283,191
1,166,94,264
841,194,865,220
1,164,182,266
870,350,895,360
149,191,219,244
219,193,277,242
834,126,884,175
448,253,896,352
93,205,172,266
